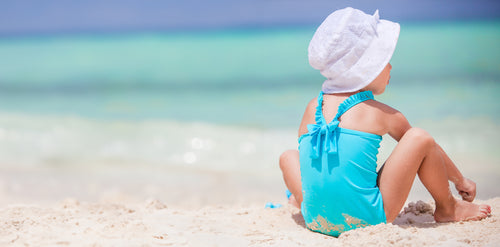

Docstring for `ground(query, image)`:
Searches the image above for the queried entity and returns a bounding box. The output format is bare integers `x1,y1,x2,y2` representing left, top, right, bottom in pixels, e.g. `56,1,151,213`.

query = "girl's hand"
455,177,476,202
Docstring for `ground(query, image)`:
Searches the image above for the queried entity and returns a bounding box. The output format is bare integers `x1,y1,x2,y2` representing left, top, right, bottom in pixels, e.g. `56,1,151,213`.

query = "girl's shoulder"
336,98,409,137
364,99,411,140
365,99,401,115
364,99,408,127
306,96,319,108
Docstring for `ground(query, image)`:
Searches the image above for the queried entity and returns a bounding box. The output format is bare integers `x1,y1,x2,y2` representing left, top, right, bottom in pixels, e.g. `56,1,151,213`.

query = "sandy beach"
0,159,498,247
1,194,498,246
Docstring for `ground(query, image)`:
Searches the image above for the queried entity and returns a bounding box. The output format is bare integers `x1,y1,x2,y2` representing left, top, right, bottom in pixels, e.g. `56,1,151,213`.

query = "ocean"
0,21,499,205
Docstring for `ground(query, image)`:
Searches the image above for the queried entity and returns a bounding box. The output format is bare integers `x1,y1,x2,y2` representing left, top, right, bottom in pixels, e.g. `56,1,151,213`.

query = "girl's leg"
279,150,302,208
378,128,491,222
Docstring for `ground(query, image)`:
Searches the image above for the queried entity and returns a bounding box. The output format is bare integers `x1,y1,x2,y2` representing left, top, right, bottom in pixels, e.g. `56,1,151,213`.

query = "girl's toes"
479,204,491,215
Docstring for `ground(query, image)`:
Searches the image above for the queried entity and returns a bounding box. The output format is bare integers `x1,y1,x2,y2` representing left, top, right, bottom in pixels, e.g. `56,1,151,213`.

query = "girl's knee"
403,128,435,147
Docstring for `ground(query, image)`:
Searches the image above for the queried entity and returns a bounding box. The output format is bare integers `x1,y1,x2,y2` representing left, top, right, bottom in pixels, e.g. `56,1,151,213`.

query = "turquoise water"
0,21,499,200
1,22,498,126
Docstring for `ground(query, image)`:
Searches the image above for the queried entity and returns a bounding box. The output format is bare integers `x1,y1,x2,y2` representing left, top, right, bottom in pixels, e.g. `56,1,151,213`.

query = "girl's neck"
324,90,362,97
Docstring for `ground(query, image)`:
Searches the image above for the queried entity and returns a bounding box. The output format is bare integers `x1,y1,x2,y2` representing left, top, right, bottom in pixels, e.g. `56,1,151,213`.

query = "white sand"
1,197,498,246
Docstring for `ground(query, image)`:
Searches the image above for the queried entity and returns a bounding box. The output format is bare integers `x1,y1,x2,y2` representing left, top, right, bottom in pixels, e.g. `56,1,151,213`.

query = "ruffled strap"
333,91,374,121
314,91,326,125
306,91,374,159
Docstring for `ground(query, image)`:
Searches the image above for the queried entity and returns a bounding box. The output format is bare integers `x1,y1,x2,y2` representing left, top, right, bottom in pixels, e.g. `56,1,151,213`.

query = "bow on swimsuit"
298,90,386,237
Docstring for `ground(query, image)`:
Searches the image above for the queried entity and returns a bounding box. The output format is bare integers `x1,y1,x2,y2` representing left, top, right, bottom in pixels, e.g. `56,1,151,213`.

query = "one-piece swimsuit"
298,90,386,237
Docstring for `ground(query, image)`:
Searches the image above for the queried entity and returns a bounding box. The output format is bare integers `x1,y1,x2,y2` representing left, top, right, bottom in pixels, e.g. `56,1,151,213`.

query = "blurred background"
0,0,499,207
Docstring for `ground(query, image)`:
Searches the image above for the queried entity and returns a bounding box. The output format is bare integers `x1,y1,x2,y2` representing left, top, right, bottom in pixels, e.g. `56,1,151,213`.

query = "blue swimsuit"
298,91,386,237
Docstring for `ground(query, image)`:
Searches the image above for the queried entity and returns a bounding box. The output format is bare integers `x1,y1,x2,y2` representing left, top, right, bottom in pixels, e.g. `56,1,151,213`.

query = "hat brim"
322,19,400,93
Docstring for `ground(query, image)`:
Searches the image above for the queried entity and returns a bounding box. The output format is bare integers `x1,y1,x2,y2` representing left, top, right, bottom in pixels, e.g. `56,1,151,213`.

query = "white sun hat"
308,7,400,93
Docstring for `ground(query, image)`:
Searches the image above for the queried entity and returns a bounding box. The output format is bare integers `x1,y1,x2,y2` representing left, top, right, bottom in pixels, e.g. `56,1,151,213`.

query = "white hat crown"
308,7,400,93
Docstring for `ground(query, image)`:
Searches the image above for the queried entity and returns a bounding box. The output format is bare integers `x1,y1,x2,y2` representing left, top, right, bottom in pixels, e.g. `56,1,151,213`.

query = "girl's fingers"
459,191,473,202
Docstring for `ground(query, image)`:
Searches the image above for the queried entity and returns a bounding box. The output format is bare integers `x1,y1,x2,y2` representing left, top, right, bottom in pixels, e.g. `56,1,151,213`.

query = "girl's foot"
434,199,491,222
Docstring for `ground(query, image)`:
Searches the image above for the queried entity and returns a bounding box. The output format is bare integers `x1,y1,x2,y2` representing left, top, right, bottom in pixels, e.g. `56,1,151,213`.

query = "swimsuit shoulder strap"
332,91,374,123
314,91,326,125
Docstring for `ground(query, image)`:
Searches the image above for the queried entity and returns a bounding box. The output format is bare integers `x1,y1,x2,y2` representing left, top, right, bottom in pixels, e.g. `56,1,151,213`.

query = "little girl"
279,7,491,237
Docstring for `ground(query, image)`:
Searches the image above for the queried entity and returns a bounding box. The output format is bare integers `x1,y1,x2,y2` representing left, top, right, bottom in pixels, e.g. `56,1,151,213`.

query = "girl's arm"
437,144,476,202
385,107,411,142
